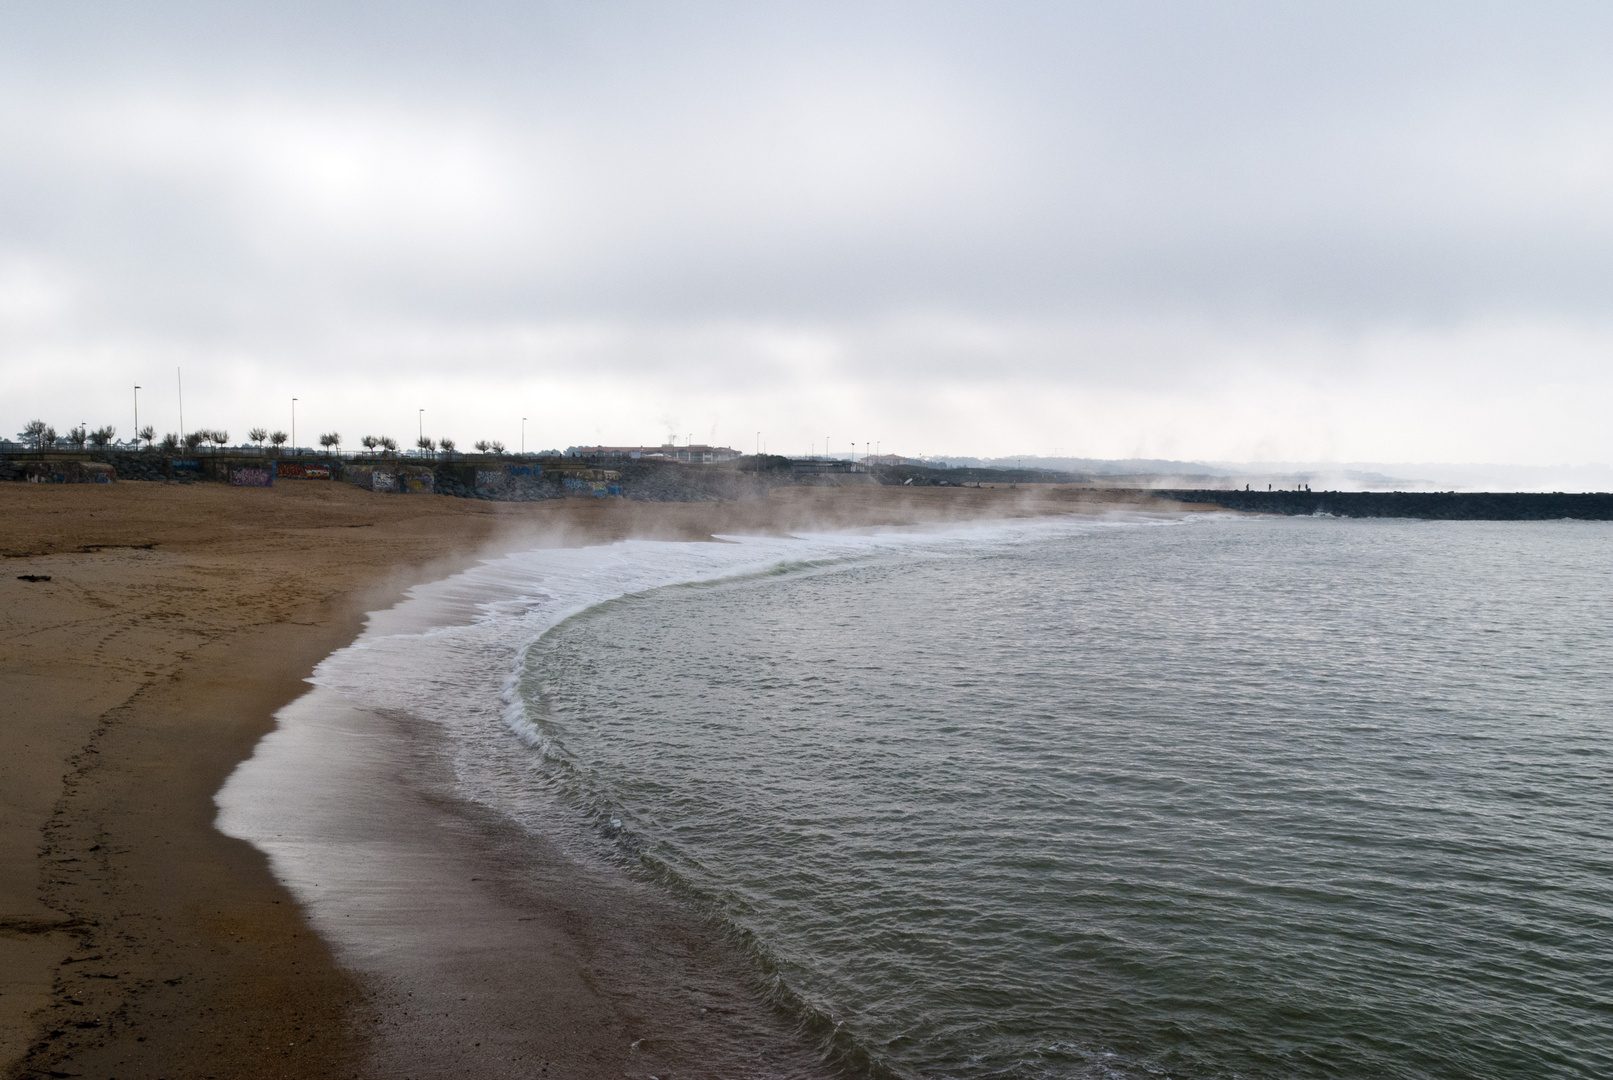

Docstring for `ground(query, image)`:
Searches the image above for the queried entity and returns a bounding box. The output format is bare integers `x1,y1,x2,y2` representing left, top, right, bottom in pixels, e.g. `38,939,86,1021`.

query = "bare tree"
269,431,288,454
379,436,398,456
360,435,379,455
138,425,156,450
89,425,116,449
415,435,435,457
210,430,230,451
159,432,179,453
439,437,456,459
490,440,506,454
19,420,48,450
474,439,491,453
67,425,88,450
249,427,268,447
319,432,341,454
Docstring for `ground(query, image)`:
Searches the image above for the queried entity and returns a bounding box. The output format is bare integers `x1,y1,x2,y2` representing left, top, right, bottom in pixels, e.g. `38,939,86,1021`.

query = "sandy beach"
1,479,1170,1079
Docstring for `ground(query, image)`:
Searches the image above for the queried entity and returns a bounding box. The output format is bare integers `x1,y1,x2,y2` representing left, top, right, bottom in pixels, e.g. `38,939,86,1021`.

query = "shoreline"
1,481,1185,1078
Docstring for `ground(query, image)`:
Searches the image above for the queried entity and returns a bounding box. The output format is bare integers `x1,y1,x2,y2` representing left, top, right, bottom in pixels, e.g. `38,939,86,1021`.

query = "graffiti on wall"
276,461,333,479
231,467,273,487
562,476,619,497
23,461,116,484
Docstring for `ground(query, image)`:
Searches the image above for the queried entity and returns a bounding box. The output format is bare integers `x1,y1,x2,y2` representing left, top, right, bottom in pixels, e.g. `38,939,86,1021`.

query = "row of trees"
18,420,122,451
17,421,258,454
354,435,493,459
17,420,514,459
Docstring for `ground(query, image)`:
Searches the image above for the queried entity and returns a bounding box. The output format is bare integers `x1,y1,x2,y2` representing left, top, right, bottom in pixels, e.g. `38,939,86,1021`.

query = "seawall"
1152,489,1613,520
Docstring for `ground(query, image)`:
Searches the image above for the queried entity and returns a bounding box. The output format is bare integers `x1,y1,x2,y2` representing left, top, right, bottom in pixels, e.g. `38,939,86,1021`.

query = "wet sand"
0,478,1173,1078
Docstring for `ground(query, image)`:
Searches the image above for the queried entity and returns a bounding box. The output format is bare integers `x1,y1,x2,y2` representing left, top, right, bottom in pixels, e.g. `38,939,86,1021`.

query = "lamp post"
177,367,184,444
292,398,298,455
133,386,140,447
522,417,526,455
418,409,424,456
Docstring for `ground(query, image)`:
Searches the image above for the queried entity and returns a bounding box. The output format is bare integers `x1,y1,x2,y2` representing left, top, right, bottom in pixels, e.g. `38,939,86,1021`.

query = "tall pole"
756,431,760,456
133,386,140,447
177,367,184,443
522,417,526,455
418,409,424,455
292,398,298,455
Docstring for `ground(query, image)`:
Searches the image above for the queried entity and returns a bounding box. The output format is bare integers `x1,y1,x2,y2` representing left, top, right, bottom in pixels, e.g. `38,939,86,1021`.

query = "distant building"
862,454,916,466
567,443,742,464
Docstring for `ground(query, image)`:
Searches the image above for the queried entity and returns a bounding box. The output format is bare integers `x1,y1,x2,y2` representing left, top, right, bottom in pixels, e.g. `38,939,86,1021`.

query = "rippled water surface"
516,517,1613,1079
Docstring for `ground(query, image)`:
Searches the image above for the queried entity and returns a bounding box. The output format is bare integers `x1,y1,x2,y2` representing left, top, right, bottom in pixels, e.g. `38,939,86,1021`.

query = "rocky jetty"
1153,489,1613,520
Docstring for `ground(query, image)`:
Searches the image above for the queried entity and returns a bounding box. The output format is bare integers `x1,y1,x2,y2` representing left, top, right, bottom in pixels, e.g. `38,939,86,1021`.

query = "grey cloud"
5,2,1612,323
4,2,1613,461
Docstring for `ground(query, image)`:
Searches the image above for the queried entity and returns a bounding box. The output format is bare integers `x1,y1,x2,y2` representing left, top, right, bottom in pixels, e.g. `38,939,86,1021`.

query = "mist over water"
515,517,1613,1079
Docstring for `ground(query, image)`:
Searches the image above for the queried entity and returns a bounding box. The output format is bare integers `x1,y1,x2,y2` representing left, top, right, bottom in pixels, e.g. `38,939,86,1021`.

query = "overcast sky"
3,2,1611,462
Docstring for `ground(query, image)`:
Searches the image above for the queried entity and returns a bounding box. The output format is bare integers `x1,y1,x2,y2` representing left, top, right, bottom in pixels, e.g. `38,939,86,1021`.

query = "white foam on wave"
214,512,1181,968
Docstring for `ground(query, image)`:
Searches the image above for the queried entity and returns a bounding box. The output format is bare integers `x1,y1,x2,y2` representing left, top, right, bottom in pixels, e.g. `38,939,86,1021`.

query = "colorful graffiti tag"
231,467,274,487
562,476,619,497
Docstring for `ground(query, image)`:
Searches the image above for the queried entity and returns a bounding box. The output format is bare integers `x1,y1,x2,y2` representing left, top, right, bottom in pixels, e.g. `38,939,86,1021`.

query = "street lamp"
522,417,526,455
292,398,298,455
418,409,424,455
133,386,140,447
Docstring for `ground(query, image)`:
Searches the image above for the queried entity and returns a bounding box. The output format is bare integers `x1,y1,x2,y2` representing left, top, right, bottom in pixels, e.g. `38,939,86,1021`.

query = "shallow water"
514,517,1613,1079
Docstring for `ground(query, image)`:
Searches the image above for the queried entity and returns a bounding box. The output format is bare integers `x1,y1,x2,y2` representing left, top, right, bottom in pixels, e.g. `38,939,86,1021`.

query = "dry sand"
0,478,1177,1079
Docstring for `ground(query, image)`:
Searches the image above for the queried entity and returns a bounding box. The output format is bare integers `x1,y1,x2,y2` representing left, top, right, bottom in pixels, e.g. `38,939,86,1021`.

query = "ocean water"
221,513,1613,1079
512,516,1613,1080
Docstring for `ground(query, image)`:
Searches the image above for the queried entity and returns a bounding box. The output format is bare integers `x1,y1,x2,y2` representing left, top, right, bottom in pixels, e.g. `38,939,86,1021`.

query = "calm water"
513,516,1612,1079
